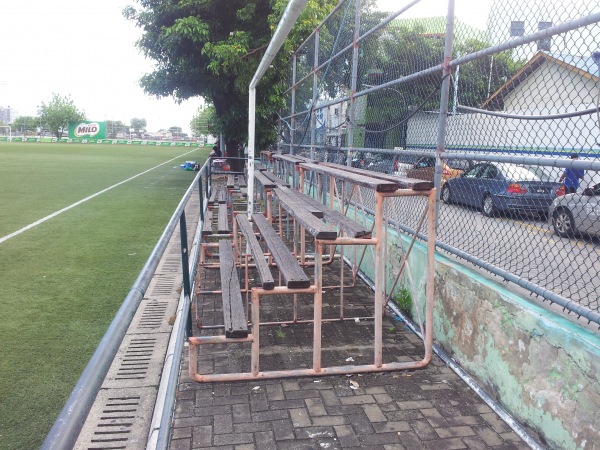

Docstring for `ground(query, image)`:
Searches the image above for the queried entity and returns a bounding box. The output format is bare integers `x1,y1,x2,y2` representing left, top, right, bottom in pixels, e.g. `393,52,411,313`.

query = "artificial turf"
0,142,209,449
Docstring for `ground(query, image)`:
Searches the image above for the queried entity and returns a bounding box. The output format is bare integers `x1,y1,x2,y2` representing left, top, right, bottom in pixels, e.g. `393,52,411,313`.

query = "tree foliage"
38,94,85,139
190,104,216,137
350,20,521,148
12,116,40,133
106,120,128,138
124,0,336,156
130,117,147,130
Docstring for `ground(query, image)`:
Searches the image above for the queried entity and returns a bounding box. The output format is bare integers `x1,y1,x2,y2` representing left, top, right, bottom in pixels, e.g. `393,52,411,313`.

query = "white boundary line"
0,149,199,245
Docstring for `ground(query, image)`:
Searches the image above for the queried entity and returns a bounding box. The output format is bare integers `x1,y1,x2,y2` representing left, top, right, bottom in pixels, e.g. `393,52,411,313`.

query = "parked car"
405,156,473,183
548,183,600,237
366,154,397,174
440,162,561,217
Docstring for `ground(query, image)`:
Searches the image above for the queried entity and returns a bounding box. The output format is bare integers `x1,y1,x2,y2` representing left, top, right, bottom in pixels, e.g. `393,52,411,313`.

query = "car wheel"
441,184,452,204
552,208,576,237
482,194,497,217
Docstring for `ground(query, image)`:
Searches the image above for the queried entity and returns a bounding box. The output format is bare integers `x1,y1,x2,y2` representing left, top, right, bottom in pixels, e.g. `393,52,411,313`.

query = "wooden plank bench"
272,189,338,240
262,170,290,188
218,204,230,234
227,175,235,188
273,186,324,218
218,189,227,204
254,170,278,189
202,210,213,236
299,162,400,192
236,215,275,290
252,214,310,289
278,187,370,238
208,185,228,206
218,240,248,338
319,161,434,191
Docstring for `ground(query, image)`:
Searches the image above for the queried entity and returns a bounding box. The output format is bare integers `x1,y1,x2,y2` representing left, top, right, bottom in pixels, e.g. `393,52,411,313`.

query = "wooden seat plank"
202,210,213,236
262,171,290,187
272,154,304,165
236,215,275,290
280,187,370,238
251,214,310,289
275,187,323,218
208,188,218,205
218,240,248,338
227,175,235,188
319,162,433,191
255,170,277,189
299,162,400,192
273,189,337,240
218,189,227,204
217,204,229,234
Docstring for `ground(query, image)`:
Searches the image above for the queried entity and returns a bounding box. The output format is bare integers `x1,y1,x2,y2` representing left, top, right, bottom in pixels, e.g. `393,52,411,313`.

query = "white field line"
0,149,198,245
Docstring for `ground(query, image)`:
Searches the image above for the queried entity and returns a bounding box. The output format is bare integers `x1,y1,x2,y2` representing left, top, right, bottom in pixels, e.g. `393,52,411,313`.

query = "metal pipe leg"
374,193,384,368
313,242,323,372
251,290,260,376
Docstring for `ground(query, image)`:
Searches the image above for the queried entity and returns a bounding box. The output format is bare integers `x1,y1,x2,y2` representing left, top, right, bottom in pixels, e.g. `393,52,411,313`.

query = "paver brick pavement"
172,222,528,449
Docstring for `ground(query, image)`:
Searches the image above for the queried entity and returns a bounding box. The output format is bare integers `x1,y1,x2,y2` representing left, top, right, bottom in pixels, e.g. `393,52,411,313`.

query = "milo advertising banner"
68,121,106,139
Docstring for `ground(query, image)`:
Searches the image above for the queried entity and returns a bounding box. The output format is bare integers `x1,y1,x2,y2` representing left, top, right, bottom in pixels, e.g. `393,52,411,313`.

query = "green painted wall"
349,216,600,449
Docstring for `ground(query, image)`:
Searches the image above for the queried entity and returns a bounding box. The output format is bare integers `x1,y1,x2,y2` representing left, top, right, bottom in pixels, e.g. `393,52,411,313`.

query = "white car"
548,183,600,237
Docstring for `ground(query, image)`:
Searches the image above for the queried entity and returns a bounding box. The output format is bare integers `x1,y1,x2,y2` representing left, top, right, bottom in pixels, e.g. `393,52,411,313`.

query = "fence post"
179,212,191,300
346,0,361,166
310,29,320,160
198,176,204,222
291,53,297,154
434,0,456,226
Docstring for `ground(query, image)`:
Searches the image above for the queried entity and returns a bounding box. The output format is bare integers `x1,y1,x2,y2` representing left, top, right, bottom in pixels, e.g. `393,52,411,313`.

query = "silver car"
548,183,600,237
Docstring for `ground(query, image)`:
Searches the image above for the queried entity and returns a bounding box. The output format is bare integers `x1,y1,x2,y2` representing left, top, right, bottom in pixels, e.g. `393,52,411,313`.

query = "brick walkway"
171,224,528,449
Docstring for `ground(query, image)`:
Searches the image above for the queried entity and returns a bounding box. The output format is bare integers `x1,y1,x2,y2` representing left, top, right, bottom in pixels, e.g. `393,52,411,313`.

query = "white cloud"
1,0,200,133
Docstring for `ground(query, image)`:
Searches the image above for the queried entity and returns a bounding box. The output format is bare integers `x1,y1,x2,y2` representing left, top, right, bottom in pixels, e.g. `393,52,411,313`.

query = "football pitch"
0,142,209,449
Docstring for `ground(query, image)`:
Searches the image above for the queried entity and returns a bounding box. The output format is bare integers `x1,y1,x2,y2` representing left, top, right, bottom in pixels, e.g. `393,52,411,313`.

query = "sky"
2,0,201,134
1,0,490,135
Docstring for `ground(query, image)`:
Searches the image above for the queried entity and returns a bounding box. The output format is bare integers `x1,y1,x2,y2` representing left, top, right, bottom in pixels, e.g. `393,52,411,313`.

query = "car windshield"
497,164,541,181
447,159,471,170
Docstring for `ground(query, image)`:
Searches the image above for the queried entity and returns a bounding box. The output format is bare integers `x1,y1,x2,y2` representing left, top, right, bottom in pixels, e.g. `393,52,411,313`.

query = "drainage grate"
147,274,180,297
159,255,181,273
102,334,168,389
74,387,156,450
128,298,178,335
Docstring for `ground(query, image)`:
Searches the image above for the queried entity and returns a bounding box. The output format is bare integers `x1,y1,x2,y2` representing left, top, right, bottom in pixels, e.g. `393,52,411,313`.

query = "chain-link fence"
277,0,600,325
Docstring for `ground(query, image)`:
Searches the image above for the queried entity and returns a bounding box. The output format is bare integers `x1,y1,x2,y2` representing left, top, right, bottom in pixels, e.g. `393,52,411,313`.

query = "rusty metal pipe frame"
195,315,375,330
191,185,436,383
190,284,319,382
189,359,433,383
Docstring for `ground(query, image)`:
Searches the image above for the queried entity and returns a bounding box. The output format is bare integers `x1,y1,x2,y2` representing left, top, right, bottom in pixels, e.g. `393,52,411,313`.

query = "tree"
130,118,147,131
124,0,336,161
12,116,40,135
169,126,183,139
106,120,128,138
38,94,85,139
190,104,216,137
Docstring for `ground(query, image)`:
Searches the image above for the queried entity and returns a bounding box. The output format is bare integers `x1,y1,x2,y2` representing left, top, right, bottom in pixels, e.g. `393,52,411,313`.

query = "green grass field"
0,142,209,449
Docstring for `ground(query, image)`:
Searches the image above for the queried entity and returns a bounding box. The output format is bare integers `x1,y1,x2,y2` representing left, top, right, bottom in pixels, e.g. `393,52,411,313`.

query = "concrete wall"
354,227,600,449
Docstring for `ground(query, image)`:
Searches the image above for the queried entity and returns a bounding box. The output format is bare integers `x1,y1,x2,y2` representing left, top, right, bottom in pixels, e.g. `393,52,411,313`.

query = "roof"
482,51,600,109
